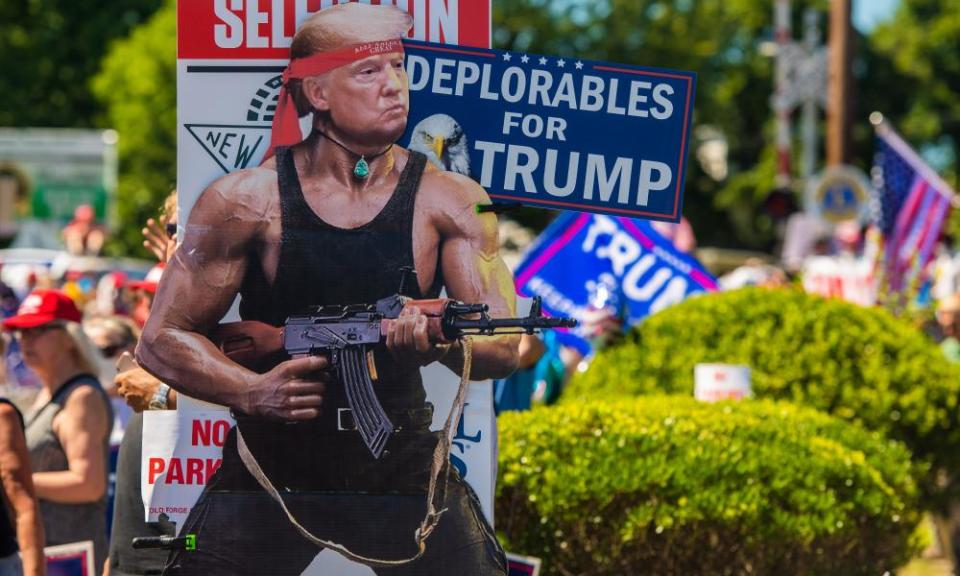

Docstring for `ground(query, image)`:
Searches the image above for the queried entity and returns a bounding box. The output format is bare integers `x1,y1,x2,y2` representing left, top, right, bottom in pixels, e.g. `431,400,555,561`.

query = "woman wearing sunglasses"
4,290,113,571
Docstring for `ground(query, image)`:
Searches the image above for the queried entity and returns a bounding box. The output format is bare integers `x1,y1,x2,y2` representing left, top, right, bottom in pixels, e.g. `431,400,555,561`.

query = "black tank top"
0,399,22,558
239,147,442,413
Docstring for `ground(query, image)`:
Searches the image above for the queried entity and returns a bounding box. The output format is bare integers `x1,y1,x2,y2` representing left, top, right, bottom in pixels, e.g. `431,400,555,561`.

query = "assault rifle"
212,284,576,458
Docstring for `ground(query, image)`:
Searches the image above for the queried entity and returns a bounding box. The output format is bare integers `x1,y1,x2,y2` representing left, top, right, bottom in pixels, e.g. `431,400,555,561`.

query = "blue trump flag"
514,212,717,354
401,41,697,223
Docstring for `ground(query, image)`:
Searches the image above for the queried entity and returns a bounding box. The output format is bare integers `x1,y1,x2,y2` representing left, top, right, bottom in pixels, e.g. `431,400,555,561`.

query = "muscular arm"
136,171,270,410
433,173,520,380
0,405,44,576
33,386,108,503
137,170,328,419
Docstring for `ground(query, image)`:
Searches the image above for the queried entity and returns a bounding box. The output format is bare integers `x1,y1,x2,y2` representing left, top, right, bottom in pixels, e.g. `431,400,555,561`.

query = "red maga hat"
3,289,82,330
126,263,165,294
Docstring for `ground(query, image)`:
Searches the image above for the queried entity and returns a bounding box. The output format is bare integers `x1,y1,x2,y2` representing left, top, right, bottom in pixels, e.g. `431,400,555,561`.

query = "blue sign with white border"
401,40,697,222
514,212,717,354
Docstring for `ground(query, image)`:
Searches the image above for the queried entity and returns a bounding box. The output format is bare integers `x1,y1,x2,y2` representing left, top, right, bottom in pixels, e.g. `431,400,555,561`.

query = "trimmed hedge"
566,287,960,506
496,397,922,576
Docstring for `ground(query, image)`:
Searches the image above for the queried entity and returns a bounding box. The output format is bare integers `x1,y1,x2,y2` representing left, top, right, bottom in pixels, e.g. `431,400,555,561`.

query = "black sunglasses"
13,322,66,340
99,343,125,358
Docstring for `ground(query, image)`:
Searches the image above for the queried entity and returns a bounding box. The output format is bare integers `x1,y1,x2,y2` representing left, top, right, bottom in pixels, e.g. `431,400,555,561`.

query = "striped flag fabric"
873,121,956,293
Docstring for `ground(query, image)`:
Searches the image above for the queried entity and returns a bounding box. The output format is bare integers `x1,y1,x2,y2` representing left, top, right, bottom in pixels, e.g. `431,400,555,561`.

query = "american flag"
873,121,956,293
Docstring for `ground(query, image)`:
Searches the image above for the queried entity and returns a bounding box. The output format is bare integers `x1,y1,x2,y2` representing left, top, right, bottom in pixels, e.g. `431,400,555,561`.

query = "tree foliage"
0,0,163,128
866,0,960,237
92,0,176,257
869,0,960,156
494,0,787,248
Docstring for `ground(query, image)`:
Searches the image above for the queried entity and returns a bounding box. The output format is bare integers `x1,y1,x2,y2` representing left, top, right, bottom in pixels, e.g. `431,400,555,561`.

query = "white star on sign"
557,58,566,68
539,56,548,66
521,54,530,64
503,53,512,62
575,60,584,70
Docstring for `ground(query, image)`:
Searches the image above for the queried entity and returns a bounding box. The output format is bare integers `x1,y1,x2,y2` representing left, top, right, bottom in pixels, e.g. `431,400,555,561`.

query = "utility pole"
827,0,852,166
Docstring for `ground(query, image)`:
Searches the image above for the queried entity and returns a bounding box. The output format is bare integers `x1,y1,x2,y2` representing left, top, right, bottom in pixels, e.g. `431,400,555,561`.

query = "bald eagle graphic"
409,114,471,176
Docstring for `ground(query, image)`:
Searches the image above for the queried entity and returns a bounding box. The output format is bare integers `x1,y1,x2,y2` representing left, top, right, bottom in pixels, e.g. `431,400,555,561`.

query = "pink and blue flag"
514,212,716,355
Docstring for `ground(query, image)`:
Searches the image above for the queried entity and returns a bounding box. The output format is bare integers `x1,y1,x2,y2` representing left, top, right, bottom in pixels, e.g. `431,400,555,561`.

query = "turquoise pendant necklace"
316,130,393,180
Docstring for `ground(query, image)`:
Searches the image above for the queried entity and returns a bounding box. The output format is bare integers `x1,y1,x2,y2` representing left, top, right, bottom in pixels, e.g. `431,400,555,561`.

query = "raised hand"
142,216,176,264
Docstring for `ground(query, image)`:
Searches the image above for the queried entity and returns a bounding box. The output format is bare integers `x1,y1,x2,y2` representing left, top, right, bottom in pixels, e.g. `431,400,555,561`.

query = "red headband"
263,39,405,161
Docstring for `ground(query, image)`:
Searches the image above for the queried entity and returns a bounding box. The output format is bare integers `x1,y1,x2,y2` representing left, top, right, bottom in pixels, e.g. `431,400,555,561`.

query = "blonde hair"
289,4,412,115
292,4,412,57
83,315,140,350
162,189,178,223
64,321,106,383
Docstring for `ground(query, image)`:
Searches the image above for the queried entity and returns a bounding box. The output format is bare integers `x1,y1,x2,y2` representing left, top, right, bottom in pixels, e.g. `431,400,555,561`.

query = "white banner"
141,397,234,527
694,363,752,402
802,255,877,307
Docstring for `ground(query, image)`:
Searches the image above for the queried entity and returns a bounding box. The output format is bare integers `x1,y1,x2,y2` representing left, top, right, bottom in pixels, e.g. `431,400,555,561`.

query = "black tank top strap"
400,150,444,300
276,146,309,237
387,151,427,240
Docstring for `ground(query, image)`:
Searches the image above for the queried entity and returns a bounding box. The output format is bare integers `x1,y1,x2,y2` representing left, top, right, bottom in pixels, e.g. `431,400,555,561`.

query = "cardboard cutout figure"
137,4,520,575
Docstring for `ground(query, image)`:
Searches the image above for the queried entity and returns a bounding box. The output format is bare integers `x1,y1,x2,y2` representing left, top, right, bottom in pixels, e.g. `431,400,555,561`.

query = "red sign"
179,0,491,59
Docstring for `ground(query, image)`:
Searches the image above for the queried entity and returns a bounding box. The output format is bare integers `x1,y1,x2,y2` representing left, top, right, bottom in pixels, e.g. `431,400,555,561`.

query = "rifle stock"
212,320,285,372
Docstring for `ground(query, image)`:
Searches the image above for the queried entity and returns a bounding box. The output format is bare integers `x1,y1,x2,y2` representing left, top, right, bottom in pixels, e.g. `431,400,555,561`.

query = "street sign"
806,164,872,223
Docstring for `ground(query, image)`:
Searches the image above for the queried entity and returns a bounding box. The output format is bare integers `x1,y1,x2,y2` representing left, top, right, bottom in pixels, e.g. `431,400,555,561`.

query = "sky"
853,0,899,32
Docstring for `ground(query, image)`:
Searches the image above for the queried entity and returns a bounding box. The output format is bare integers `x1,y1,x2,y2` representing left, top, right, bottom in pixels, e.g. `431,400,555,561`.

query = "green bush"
566,287,960,506
496,397,922,576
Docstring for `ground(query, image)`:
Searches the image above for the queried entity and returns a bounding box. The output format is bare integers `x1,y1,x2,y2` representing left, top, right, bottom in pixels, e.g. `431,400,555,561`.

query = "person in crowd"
719,259,789,291
0,283,18,319
105,193,178,576
0,396,45,576
0,286,40,409
122,190,177,330
104,358,177,576
652,216,697,254
83,316,140,396
84,315,143,446
141,192,177,265
61,205,106,257
6,290,113,570
493,333,546,413
124,266,164,329
936,293,960,362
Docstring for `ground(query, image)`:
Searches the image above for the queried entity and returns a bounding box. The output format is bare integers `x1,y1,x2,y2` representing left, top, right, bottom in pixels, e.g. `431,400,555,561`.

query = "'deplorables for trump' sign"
401,42,697,222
